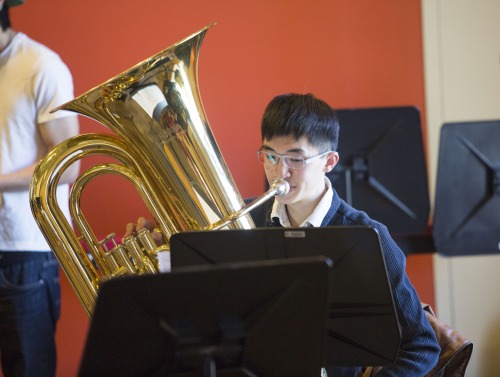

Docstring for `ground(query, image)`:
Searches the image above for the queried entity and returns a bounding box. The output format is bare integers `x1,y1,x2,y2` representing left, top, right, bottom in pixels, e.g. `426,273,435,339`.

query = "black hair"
261,93,340,152
0,2,10,32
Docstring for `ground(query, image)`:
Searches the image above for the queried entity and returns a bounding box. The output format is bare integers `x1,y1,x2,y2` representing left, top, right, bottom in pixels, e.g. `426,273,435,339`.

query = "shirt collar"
270,178,334,227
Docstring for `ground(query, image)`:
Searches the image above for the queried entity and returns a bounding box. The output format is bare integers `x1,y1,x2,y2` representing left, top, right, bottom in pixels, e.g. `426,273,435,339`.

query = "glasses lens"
283,156,305,169
258,151,279,165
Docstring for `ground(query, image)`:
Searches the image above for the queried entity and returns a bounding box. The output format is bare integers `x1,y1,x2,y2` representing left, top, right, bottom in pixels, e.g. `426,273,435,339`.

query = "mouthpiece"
270,178,290,196
208,177,289,231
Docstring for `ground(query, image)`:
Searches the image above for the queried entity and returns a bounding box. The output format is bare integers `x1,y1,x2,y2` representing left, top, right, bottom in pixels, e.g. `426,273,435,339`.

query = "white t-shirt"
0,32,75,251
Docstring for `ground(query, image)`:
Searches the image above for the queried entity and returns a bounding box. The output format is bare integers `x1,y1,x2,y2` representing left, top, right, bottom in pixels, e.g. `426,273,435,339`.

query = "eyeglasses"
257,150,332,169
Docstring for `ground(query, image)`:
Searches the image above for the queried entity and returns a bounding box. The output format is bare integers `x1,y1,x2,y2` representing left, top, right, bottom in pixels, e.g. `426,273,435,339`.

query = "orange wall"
9,1,433,376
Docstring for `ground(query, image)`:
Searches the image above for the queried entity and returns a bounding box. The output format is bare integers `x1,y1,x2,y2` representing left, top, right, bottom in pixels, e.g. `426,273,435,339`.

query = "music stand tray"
329,106,430,236
78,257,332,377
170,226,401,368
433,120,500,256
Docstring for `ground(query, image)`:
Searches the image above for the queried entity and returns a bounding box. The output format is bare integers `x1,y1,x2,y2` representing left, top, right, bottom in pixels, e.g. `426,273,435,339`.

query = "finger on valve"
122,217,153,241
122,217,164,246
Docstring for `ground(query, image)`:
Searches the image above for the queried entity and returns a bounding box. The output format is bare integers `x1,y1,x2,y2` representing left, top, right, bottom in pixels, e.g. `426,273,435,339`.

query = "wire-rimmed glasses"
257,150,332,169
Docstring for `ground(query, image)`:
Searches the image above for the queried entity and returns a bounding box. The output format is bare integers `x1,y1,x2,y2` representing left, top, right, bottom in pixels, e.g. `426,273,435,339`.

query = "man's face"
261,135,339,208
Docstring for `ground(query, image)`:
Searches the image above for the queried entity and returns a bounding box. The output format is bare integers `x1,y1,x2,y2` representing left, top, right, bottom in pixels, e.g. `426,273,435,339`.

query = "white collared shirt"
270,177,333,227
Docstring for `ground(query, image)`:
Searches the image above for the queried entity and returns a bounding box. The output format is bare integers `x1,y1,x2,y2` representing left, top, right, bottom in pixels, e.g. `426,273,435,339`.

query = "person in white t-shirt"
0,1,79,376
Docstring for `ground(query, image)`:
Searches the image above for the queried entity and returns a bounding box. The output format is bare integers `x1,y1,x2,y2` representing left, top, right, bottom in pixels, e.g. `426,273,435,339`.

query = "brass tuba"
30,24,288,317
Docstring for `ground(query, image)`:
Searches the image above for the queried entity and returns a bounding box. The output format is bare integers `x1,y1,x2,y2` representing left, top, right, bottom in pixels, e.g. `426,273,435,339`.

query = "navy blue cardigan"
248,191,440,376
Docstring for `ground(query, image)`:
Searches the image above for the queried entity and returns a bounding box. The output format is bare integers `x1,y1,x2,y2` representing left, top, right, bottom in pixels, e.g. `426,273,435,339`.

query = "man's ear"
323,152,339,173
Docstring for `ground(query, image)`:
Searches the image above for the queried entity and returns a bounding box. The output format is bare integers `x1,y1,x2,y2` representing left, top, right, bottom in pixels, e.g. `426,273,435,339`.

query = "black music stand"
433,120,500,256
78,257,332,377
328,107,431,250
170,226,401,368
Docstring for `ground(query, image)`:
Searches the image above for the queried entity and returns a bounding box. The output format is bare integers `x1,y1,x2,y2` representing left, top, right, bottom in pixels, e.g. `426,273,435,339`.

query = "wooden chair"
360,303,473,377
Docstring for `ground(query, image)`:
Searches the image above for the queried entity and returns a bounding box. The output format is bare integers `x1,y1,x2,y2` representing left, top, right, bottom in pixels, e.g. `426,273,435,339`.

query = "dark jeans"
0,252,60,377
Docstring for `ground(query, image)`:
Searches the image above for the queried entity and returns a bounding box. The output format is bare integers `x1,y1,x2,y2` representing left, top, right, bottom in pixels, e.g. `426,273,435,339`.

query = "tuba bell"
30,24,288,317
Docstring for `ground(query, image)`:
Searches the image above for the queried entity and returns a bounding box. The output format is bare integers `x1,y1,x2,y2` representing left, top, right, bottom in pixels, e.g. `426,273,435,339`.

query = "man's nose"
274,158,291,178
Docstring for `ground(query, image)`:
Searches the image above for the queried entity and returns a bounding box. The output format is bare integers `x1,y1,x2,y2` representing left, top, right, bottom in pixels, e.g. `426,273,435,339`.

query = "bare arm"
0,115,80,192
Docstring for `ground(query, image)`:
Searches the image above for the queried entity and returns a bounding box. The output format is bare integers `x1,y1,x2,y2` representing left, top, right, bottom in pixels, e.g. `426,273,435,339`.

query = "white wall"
422,1,500,376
